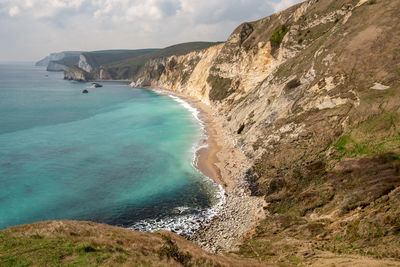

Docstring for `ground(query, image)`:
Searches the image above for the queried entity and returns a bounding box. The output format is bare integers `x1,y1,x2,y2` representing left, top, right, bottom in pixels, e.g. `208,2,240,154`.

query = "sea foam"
130,90,225,236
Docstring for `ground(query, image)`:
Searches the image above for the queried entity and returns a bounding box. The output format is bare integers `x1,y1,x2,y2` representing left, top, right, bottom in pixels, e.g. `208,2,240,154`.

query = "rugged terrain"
7,0,400,265
130,0,400,264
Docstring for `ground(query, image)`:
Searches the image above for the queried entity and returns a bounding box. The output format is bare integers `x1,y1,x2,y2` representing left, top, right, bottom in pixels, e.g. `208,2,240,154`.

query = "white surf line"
129,88,226,236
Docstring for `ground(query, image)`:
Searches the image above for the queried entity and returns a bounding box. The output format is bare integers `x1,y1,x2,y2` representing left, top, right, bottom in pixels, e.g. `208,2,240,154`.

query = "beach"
148,86,266,253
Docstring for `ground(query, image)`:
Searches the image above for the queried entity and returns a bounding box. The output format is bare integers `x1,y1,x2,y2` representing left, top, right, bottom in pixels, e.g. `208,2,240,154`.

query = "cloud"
271,0,301,12
0,0,303,61
8,6,20,17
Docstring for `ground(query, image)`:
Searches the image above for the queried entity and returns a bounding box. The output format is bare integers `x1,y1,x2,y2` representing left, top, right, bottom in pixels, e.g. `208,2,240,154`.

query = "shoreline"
144,86,266,253
149,87,240,192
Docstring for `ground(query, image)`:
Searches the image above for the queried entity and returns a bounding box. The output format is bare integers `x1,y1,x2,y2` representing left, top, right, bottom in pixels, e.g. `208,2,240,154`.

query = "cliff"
46,61,70,72
64,42,222,82
35,51,81,67
131,0,400,263
64,66,91,82
39,49,161,75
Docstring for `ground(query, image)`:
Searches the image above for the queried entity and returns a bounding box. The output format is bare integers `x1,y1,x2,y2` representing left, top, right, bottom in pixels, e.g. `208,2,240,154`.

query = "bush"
158,235,192,267
270,25,290,48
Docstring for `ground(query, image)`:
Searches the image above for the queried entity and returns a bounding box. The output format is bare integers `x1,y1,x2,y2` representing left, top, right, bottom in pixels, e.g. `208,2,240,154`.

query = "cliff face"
35,52,67,66
46,61,69,72
78,55,92,73
36,51,82,71
64,66,91,82
132,0,400,262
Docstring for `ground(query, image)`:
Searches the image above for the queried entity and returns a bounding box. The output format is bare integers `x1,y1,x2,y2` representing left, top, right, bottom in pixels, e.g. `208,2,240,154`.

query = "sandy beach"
147,86,266,253
148,87,243,192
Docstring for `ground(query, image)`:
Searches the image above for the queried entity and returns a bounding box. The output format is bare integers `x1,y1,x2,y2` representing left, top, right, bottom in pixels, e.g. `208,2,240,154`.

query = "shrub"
270,25,290,48
158,235,192,267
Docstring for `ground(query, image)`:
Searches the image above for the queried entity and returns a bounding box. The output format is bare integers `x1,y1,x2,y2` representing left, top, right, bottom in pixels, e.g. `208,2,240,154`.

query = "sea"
0,62,224,235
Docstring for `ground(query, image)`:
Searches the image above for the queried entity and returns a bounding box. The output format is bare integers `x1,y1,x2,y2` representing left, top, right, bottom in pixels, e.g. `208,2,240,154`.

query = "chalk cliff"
36,51,82,71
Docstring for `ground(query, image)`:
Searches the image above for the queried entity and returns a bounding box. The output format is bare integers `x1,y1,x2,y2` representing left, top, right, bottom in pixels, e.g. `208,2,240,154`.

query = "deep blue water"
0,63,221,235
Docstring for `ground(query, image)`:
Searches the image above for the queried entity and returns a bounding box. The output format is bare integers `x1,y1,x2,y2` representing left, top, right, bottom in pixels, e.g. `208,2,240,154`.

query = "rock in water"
82,89,89,94
92,83,103,88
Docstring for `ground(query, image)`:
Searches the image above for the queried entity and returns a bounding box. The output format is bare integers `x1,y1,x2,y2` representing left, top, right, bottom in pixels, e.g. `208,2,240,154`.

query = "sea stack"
92,82,103,88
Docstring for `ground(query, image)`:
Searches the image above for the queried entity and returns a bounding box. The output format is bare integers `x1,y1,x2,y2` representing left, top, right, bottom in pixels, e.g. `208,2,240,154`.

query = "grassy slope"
52,49,160,69
0,221,258,267
100,42,222,80
82,49,160,69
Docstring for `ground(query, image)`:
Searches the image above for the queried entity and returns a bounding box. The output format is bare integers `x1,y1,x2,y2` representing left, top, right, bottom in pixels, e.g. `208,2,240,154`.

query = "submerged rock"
82,89,89,94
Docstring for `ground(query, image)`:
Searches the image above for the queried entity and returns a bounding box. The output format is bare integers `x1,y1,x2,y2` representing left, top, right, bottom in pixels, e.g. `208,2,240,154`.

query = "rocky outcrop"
130,45,223,105
131,0,400,262
78,55,92,73
92,82,103,88
64,66,91,82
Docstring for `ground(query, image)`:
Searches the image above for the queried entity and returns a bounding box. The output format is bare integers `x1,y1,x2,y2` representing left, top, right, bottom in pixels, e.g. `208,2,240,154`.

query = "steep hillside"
131,0,400,264
79,49,160,72
64,42,222,81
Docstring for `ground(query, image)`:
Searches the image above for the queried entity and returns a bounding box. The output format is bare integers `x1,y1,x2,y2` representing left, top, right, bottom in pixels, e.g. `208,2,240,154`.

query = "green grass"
270,25,290,48
333,112,400,159
82,49,159,68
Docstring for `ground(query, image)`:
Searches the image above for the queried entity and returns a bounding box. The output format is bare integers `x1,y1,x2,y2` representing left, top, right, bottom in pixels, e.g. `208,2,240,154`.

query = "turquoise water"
0,63,220,234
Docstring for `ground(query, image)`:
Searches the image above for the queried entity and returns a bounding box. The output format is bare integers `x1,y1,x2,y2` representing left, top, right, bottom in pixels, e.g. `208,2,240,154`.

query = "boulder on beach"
82,89,89,94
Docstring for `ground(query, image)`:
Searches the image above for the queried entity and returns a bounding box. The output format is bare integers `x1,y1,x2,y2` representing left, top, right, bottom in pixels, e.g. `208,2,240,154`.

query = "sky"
0,0,303,61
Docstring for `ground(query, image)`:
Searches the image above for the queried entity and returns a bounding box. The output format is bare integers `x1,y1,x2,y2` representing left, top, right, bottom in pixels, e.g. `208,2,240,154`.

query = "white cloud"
0,0,303,61
271,0,300,12
8,6,20,17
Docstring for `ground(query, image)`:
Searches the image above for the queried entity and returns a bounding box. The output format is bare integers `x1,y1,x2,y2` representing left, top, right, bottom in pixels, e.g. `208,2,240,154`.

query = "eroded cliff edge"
131,0,400,262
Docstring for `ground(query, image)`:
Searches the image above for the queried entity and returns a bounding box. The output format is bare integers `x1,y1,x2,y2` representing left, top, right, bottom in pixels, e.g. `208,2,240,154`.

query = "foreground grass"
0,220,257,267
